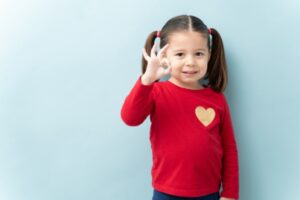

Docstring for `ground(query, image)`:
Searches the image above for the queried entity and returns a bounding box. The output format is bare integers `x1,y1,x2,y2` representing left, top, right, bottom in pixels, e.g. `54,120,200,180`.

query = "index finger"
158,44,169,58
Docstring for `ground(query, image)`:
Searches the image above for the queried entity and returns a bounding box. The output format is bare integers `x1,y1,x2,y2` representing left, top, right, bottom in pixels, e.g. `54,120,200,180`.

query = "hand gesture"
141,43,171,85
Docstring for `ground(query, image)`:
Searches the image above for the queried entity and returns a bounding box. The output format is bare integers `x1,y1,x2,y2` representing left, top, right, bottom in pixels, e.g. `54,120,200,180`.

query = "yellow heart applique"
195,106,215,127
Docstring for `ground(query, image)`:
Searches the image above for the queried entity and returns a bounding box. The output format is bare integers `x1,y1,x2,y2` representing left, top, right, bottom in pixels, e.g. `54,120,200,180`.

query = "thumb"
164,65,172,75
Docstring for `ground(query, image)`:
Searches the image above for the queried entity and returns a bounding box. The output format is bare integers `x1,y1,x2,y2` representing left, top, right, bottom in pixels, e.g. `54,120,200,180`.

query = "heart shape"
195,106,215,127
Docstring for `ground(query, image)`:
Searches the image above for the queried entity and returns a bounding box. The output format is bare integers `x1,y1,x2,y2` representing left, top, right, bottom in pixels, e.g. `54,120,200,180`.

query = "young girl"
121,15,239,200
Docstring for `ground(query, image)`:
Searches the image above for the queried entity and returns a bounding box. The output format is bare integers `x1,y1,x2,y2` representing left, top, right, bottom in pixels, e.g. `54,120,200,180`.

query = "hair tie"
208,28,212,34
156,31,161,38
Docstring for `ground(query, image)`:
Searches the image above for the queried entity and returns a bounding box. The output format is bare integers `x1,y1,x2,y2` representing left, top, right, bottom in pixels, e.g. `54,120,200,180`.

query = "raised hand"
141,42,171,85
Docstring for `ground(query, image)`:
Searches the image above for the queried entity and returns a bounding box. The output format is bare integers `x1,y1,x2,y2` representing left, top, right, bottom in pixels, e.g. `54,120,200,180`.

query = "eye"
196,52,204,56
176,53,184,57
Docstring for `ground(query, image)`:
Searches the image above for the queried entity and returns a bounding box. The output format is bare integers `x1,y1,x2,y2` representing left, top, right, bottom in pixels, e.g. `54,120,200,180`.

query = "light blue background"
0,0,299,199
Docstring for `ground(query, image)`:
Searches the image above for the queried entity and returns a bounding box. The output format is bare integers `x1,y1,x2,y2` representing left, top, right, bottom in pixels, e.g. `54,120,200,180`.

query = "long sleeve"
120,76,155,126
220,96,239,199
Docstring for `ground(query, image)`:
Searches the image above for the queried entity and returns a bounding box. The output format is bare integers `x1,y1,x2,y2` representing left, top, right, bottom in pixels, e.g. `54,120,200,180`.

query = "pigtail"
206,28,228,93
141,31,159,74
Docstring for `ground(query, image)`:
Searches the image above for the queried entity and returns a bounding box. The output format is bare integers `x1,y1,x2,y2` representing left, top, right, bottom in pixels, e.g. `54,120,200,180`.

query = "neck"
168,78,204,90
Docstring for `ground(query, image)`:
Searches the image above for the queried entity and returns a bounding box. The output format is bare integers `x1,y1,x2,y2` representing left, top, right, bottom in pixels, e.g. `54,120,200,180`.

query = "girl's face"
165,31,211,90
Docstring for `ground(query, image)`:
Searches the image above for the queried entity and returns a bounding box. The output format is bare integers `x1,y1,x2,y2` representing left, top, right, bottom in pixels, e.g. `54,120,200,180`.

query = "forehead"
168,31,208,50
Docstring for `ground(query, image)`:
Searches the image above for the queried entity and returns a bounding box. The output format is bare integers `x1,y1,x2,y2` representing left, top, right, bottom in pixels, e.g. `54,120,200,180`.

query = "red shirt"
121,76,239,199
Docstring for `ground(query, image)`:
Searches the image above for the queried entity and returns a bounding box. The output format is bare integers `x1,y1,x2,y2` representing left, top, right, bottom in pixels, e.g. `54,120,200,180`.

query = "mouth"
182,71,198,74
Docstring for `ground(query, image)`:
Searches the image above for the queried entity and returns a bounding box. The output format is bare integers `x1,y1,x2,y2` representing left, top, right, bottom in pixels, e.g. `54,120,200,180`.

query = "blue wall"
0,0,299,199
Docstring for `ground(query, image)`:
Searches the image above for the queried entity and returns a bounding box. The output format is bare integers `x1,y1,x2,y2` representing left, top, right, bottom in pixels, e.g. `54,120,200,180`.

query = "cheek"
169,63,182,75
170,62,183,72
198,60,209,69
169,57,184,66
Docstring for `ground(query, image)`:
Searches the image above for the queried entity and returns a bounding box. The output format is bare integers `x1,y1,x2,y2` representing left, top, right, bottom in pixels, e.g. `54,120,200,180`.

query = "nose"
185,55,196,67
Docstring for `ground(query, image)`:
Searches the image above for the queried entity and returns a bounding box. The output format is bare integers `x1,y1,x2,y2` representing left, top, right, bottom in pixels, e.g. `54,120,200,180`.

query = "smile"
182,71,198,74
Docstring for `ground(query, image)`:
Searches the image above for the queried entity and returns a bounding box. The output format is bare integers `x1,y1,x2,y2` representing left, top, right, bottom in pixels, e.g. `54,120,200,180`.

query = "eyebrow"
172,48,206,52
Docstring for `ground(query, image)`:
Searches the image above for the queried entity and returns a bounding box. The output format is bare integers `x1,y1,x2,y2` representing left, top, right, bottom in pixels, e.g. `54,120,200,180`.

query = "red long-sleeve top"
121,76,239,199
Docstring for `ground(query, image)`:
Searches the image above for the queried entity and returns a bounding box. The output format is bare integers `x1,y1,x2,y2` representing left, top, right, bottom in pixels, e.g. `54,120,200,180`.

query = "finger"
160,57,171,67
163,65,172,76
158,43,169,58
151,42,158,57
142,48,150,61
165,58,171,67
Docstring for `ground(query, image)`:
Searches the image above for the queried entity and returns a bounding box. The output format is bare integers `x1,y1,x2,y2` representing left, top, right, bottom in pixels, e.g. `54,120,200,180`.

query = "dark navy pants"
152,189,220,200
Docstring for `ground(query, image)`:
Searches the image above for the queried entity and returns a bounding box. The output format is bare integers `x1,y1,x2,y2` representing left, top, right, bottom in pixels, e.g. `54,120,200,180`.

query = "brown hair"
141,15,228,93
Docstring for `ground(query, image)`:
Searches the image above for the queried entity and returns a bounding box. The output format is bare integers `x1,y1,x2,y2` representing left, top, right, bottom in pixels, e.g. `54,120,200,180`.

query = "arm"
120,75,155,126
219,95,239,200
121,42,171,126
